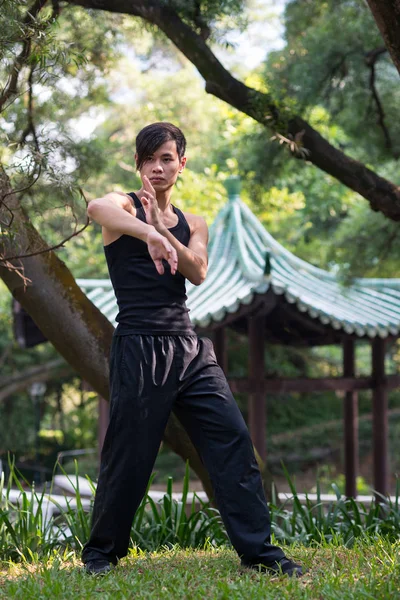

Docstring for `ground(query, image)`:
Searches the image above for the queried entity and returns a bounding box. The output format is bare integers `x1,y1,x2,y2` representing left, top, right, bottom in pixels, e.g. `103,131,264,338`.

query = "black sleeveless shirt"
104,192,195,336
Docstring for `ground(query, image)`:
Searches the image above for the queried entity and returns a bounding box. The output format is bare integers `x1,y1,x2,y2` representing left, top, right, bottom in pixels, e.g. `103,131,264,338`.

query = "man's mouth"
150,178,165,182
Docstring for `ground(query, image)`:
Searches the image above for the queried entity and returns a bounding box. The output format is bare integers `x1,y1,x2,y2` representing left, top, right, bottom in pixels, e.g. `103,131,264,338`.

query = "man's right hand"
146,229,178,275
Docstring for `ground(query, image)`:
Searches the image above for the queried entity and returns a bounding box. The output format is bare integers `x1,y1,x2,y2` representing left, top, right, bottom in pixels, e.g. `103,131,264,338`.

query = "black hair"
135,122,186,170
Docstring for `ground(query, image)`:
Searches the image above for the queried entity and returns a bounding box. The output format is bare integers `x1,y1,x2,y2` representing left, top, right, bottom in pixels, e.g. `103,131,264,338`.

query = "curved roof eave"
185,181,400,339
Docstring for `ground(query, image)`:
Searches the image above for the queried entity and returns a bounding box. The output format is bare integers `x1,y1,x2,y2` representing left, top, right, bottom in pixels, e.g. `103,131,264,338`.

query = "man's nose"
152,162,163,172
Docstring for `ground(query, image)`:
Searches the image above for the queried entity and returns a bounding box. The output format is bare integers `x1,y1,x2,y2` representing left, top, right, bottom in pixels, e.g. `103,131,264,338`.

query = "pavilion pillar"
248,315,266,462
343,339,358,498
372,338,388,499
98,396,109,461
214,327,228,374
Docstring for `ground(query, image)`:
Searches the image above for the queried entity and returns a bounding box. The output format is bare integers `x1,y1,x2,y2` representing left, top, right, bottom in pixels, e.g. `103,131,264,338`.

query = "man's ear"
179,157,187,173
134,152,139,169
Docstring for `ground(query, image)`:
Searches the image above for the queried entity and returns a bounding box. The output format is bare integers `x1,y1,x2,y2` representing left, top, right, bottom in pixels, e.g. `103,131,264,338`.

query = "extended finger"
142,175,156,195
141,189,154,200
154,258,164,275
160,240,177,273
168,249,178,275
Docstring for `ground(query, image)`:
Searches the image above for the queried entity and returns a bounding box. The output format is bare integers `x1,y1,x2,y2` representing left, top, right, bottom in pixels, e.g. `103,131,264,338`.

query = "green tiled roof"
77,178,400,339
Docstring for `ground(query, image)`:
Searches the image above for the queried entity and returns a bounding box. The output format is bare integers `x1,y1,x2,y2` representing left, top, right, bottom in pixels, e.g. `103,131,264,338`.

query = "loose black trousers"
81,334,284,566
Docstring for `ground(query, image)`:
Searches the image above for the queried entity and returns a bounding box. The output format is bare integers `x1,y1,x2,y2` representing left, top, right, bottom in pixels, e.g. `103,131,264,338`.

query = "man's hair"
135,122,186,170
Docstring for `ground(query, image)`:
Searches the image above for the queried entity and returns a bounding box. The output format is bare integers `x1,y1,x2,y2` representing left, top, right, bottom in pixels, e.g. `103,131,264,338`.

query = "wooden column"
98,396,109,461
372,338,388,499
214,327,228,374
248,316,266,461
343,339,358,497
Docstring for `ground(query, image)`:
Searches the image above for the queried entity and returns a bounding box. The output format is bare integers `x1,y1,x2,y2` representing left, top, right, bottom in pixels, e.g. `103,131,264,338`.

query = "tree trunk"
366,1,400,76
66,0,400,220
0,167,214,499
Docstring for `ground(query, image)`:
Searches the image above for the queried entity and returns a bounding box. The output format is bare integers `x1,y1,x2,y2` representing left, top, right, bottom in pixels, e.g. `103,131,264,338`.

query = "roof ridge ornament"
223,176,241,202
264,251,271,276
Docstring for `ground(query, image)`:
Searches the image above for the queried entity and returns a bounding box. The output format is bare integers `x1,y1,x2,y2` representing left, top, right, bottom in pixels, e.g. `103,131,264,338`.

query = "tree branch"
0,0,49,113
0,358,73,403
0,160,89,263
0,207,90,262
66,0,400,220
364,46,395,156
20,65,41,150
366,0,400,77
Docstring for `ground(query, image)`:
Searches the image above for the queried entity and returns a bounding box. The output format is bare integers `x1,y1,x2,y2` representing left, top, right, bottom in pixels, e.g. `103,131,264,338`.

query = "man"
81,122,302,577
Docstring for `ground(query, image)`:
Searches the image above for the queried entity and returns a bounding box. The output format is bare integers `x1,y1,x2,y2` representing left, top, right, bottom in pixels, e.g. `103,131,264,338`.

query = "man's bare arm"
87,193,153,242
157,216,208,286
138,177,208,285
87,192,178,275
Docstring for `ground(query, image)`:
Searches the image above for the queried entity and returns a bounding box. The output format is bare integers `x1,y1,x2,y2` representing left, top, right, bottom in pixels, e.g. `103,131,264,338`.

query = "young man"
81,122,302,577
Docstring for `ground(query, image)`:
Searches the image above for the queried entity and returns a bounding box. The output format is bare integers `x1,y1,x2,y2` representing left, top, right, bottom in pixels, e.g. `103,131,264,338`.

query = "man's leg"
173,336,294,570
82,334,177,566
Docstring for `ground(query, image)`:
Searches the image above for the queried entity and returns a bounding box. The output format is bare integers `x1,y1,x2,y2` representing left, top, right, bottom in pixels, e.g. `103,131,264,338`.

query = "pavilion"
76,177,400,499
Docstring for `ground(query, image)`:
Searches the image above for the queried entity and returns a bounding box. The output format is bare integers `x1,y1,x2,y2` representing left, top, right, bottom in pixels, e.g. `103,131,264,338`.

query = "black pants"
81,334,284,566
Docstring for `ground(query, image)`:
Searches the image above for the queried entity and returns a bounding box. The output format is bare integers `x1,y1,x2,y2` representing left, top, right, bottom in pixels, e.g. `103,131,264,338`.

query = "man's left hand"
140,176,164,231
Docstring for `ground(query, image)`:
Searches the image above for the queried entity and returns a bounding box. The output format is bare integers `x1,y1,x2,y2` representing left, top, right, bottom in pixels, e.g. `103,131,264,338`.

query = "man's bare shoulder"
182,212,208,233
103,191,135,212
100,192,136,246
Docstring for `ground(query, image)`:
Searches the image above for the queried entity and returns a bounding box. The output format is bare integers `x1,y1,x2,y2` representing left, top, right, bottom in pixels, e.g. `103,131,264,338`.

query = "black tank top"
104,192,195,336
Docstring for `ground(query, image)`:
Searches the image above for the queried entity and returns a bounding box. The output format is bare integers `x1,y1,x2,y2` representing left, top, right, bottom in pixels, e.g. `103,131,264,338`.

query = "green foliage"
0,459,227,561
0,283,69,460
2,456,400,566
3,0,400,281
314,467,370,496
163,0,247,39
0,457,59,562
270,466,400,546
267,0,400,160
241,0,400,276
0,3,123,259
49,461,95,553
328,202,400,279
130,463,228,551
0,299,98,479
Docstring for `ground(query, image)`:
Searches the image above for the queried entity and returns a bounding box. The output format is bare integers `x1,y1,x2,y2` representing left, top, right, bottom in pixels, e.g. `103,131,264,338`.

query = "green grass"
2,458,400,597
0,540,399,599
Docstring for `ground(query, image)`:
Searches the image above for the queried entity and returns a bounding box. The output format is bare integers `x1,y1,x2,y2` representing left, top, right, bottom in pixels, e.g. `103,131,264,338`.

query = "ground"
0,542,399,599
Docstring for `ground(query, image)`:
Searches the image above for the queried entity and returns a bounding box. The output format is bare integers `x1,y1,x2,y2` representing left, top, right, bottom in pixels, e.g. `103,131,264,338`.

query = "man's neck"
155,188,173,212
135,185,174,213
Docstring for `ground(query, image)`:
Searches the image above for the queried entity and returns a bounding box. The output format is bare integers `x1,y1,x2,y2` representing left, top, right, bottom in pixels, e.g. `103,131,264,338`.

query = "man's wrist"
138,224,156,243
154,222,168,236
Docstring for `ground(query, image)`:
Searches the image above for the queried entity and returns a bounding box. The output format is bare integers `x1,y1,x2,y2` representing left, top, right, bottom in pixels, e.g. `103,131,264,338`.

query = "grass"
1,457,400,597
0,539,399,599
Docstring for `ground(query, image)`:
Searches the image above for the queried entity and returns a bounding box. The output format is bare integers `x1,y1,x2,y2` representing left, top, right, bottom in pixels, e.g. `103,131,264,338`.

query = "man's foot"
84,559,114,575
242,557,303,577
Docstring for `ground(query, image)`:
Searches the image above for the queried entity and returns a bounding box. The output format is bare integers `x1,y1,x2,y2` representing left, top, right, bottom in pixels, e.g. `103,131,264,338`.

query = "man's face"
137,140,186,192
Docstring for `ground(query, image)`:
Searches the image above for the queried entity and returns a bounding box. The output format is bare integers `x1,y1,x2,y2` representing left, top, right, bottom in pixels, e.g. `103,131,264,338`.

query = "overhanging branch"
66,0,400,220
365,46,395,156
366,0,400,77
